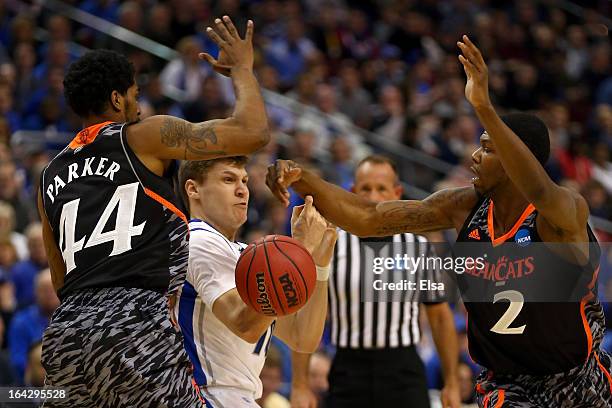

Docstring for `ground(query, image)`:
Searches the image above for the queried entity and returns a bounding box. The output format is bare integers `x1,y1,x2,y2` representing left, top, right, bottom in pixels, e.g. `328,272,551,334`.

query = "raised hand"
291,196,327,256
200,16,254,75
457,35,491,109
266,160,303,207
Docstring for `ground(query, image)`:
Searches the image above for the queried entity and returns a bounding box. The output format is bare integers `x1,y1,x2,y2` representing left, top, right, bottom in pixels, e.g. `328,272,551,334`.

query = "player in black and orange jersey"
265,36,612,407
38,17,269,408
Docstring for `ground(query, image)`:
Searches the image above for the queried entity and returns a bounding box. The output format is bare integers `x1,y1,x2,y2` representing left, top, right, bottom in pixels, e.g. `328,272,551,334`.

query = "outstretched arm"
457,35,589,235
127,17,269,167
266,162,478,236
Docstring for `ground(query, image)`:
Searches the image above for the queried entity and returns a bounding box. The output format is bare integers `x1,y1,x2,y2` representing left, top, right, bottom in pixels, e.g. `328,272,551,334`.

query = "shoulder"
189,221,236,255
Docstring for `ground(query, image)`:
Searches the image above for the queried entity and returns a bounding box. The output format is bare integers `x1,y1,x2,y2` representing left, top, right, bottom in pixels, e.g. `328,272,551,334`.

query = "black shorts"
41,288,202,408
326,346,430,408
475,351,612,407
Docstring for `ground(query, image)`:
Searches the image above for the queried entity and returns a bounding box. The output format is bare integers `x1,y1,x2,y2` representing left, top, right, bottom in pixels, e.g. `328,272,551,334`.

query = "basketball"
235,235,317,317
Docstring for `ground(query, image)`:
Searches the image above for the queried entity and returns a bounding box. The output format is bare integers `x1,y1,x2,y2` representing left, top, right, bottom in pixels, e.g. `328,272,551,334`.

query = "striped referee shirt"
329,230,446,349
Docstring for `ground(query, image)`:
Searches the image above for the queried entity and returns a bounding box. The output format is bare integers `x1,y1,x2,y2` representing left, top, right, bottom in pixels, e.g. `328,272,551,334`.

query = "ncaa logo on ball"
515,229,531,247
279,273,298,308
255,272,276,316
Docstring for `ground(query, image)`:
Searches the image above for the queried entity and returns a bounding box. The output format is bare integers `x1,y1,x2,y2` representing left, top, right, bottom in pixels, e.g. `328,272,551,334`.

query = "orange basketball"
235,235,316,317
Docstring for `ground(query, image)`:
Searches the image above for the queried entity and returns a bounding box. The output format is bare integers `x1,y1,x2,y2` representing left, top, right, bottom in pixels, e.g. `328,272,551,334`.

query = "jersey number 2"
59,182,146,273
490,290,526,334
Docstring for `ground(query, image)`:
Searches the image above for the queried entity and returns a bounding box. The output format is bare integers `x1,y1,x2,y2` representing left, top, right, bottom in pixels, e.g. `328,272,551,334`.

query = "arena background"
0,0,610,407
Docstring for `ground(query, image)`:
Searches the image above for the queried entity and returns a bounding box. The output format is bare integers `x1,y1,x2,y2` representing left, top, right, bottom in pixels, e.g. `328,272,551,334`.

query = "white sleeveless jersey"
174,219,275,400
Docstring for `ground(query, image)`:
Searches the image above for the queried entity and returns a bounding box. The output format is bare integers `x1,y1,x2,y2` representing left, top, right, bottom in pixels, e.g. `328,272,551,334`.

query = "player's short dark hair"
63,49,135,117
178,156,249,211
355,154,399,184
500,113,550,165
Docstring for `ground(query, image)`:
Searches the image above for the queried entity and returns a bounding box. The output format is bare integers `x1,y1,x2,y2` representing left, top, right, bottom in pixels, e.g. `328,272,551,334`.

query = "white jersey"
175,219,275,401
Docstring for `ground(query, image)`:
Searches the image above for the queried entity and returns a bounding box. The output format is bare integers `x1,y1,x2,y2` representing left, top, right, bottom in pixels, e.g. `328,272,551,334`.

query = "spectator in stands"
0,238,18,272
593,142,612,194
0,201,27,260
323,135,354,190
370,84,407,144
457,362,477,407
264,17,318,88
0,318,18,386
0,161,35,232
0,82,21,133
0,270,16,349
259,345,290,408
160,36,209,103
308,351,331,406
296,83,356,153
8,270,58,381
11,223,47,308
582,180,612,220
336,61,372,128
12,43,37,111
24,340,44,387
144,3,176,48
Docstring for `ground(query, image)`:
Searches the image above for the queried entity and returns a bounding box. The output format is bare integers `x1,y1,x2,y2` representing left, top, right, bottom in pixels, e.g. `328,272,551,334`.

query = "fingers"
266,164,290,207
457,35,484,71
245,19,254,43
198,53,217,65
458,54,474,77
214,17,233,43
222,15,239,39
302,195,314,215
462,35,485,65
206,26,228,50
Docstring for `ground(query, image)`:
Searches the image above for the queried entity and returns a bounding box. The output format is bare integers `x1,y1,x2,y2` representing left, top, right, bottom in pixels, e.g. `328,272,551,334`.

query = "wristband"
316,265,330,281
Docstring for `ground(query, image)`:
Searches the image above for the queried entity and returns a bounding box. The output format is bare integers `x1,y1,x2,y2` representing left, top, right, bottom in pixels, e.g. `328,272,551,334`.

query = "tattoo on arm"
160,118,226,159
375,201,441,235
374,188,477,235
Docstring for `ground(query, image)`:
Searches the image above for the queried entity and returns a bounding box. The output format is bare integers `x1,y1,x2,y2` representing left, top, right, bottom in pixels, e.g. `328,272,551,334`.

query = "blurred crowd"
0,0,610,406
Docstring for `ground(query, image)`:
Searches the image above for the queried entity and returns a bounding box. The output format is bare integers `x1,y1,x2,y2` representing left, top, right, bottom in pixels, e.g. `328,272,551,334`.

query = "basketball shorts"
475,351,612,407
41,287,202,408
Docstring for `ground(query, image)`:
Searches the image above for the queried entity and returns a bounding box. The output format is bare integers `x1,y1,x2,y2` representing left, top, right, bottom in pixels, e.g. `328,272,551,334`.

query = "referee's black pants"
326,346,431,408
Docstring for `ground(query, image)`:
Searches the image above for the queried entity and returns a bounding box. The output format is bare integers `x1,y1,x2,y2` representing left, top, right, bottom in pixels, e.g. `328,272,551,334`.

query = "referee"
291,156,460,408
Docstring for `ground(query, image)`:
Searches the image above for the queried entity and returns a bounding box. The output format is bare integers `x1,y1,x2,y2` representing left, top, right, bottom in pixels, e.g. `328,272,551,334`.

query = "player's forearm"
291,351,312,388
474,104,554,203
228,67,269,148
293,169,379,237
428,306,459,387
233,303,276,343
288,280,328,353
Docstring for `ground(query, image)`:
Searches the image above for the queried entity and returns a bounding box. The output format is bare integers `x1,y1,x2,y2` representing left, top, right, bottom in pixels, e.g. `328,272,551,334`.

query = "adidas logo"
468,229,481,240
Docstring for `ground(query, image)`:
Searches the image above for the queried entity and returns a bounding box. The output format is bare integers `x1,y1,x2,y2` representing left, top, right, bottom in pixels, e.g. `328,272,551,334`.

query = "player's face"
471,132,507,195
123,83,141,123
352,162,402,203
199,163,249,233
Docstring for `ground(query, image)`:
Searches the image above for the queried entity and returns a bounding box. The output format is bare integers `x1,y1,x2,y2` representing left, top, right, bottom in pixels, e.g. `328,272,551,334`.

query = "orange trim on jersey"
143,187,188,227
493,389,505,408
581,266,600,359
191,377,206,405
69,121,113,149
487,200,536,247
594,352,612,396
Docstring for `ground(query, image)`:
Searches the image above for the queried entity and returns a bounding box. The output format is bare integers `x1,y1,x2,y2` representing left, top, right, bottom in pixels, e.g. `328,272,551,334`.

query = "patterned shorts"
41,287,202,408
476,351,612,407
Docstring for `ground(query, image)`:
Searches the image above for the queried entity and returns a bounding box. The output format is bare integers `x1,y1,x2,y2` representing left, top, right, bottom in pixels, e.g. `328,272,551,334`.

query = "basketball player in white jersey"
174,157,337,407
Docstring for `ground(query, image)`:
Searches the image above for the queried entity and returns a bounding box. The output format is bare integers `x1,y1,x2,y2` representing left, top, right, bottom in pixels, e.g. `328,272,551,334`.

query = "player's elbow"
234,323,266,344
239,122,270,152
